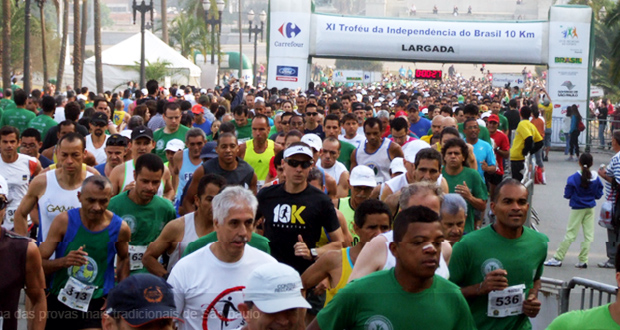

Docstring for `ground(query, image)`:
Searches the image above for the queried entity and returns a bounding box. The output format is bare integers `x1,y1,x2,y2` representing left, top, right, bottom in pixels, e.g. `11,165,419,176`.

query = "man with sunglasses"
304,103,324,139
94,134,128,178
0,126,42,232
85,112,110,165
257,142,344,275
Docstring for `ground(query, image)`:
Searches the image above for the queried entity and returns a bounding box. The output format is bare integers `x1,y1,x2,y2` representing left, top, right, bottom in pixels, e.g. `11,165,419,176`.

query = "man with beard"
180,132,257,214
85,112,110,165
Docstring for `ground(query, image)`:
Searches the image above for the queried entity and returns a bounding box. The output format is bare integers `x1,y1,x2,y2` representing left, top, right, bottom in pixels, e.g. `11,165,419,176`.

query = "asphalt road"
535,149,617,287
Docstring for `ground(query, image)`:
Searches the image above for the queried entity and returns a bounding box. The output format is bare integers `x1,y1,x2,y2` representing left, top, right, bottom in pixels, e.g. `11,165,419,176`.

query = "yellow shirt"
510,120,543,161
49,163,88,171
325,248,354,306
420,135,432,144
539,103,553,129
113,110,127,126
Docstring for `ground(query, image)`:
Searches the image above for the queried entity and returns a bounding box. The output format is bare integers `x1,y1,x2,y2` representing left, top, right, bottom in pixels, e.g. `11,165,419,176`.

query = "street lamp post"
247,10,265,87
202,0,225,65
133,0,154,89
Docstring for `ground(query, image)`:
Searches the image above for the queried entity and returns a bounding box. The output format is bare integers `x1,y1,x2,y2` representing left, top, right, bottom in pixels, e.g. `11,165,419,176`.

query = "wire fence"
550,117,619,153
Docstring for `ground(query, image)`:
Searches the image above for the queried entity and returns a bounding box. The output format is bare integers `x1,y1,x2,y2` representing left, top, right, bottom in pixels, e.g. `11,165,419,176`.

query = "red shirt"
490,130,510,175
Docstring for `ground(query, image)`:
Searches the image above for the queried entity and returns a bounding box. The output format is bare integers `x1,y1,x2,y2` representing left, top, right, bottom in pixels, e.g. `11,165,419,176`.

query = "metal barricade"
533,277,617,329
564,277,617,312
584,117,620,152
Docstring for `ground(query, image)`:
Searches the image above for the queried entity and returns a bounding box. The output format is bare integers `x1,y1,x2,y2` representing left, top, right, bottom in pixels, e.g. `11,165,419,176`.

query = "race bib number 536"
488,284,525,317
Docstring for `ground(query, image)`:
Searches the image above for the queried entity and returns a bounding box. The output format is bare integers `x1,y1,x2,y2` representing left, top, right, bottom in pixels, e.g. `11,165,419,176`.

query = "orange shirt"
531,117,545,137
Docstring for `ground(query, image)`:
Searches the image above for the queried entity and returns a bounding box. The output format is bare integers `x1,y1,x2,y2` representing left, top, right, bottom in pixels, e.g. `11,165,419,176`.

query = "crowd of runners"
2,71,620,330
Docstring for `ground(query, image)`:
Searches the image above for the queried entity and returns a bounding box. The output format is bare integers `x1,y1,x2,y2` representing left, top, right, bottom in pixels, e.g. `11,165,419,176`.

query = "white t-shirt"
85,134,109,165
317,159,348,185
339,134,366,149
168,243,277,330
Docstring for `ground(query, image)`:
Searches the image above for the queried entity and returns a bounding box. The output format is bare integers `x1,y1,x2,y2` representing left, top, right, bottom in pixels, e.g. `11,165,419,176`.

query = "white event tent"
79,30,201,91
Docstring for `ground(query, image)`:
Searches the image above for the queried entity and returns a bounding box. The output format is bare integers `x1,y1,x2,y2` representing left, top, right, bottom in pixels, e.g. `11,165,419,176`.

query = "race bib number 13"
58,277,95,312
488,284,525,318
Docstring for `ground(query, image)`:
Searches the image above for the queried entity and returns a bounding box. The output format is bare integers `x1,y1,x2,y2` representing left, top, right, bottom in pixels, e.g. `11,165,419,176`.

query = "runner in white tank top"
380,231,450,279
85,134,109,164
122,160,164,197
0,154,39,230
355,138,392,184
38,170,93,242
167,212,200,271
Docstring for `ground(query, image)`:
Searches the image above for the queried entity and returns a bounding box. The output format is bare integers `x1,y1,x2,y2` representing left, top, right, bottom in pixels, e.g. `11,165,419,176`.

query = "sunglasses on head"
286,159,313,169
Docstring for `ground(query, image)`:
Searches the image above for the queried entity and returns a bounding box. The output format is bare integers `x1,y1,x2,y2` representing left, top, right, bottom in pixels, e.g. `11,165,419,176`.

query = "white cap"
255,96,265,103
355,93,363,102
165,139,185,152
243,263,311,313
120,129,132,140
176,90,184,97
141,88,148,95
300,134,322,152
349,165,377,187
481,111,492,119
0,174,7,198
390,157,406,175
374,102,382,107
283,145,314,159
200,88,207,94
403,139,431,162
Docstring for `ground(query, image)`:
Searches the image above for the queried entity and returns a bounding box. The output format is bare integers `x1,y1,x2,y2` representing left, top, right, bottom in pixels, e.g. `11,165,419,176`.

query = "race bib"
4,206,16,225
488,284,525,318
129,245,147,270
257,180,265,191
58,277,95,312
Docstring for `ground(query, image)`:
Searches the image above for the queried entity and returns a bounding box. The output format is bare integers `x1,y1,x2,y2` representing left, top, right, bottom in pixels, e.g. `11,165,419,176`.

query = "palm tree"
73,0,80,89
93,0,101,92
37,0,48,87
161,0,167,43
169,14,199,57
79,0,86,63
2,0,10,89
56,0,69,90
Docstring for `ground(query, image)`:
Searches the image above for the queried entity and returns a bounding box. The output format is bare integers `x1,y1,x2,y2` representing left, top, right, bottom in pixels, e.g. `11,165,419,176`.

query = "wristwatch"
310,248,318,258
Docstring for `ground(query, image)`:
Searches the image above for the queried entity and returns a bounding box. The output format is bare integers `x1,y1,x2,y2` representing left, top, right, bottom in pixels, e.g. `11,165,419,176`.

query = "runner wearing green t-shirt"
323,114,355,170
153,102,189,162
441,138,488,233
232,110,253,143
27,98,56,142
449,179,548,330
491,100,510,134
107,153,177,274
310,206,476,330
0,89,36,135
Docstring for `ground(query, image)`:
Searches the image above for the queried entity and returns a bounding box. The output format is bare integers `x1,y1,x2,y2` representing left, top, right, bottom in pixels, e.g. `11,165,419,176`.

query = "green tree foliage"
130,59,183,83
0,0,61,79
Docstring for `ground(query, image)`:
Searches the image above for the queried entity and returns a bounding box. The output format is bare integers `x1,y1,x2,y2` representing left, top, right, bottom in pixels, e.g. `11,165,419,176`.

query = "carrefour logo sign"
278,22,301,38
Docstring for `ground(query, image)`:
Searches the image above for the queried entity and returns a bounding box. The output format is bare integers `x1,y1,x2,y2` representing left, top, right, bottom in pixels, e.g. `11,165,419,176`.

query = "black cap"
351,102,364,111
131,125,154,141
106,273,182,327
91,112,108,124
406,102,419,111
106,134,129,147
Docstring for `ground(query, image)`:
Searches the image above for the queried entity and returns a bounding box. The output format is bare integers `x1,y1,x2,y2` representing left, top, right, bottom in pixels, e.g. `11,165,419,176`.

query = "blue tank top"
176,149,201,202
52,208,121,297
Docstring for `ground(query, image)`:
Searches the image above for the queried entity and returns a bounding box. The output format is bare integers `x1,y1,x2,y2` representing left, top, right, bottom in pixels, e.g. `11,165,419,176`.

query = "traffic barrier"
533,276,617,329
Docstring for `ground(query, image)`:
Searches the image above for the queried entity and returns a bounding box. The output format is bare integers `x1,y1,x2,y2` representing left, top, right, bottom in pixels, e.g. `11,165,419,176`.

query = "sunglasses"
91,121,107,127
286,159,313,169
306,112,319,116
